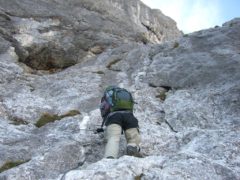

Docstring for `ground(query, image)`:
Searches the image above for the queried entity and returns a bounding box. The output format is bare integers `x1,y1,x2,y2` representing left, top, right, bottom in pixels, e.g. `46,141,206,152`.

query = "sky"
141,0,240,33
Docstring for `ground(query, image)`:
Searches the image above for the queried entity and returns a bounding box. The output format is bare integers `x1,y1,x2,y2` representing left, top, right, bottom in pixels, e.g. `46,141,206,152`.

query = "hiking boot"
126,146,143,158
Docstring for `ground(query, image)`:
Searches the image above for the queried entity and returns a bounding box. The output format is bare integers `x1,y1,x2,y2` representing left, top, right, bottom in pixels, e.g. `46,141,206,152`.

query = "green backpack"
103,86,134,112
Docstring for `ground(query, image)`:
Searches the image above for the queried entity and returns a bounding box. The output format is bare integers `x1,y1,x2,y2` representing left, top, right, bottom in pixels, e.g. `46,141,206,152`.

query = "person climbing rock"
96,86,141,159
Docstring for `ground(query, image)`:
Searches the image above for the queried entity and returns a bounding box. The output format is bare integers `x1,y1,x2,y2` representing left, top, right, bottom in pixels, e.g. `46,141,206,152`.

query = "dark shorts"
105,111,139,130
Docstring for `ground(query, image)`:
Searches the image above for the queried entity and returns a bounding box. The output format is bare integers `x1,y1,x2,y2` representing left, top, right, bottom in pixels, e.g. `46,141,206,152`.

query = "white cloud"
141,0,220,33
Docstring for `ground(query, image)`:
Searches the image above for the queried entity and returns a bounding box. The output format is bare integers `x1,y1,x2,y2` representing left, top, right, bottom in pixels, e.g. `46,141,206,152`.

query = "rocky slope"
0,0,240,179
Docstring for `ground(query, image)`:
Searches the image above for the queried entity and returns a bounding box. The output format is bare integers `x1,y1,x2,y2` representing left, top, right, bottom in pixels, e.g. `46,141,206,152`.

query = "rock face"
0,0,181,71
0,0,240,179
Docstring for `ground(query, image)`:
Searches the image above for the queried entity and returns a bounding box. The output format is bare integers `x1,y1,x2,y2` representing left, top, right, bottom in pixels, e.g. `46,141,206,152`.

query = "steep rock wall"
0,0,181,71
0,0,239,179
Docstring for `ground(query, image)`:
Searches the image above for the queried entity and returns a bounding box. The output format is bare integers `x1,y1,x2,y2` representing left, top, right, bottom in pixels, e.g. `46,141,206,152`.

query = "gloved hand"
95,128,104,134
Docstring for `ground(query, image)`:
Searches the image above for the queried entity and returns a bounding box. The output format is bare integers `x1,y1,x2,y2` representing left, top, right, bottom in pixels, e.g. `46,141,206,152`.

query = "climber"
96,86,141,159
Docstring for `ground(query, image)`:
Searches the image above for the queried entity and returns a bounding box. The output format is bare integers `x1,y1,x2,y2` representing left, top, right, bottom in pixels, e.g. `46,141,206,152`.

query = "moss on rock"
61,110,81,118
135,173,144,180
156,91,167,101
35,110,81,128
173,42,179,49
0,160,30,173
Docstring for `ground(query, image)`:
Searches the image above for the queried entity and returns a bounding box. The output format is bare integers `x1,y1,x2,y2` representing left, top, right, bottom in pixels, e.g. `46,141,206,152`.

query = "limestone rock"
0,0,181,70
0,1,239,180
62,19,240,180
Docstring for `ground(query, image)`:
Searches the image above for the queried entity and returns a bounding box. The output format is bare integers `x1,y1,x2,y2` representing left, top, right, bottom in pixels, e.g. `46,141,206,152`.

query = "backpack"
100,86,134,117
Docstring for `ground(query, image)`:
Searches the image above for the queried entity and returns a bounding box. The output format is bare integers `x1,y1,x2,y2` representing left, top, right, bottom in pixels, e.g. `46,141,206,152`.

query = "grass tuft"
35,113,61,128
135,173,144,180
0,160,30,173
61,110,81,118
35,110,81,128
173,42,179,49
156,91,167,101
94,71,105,75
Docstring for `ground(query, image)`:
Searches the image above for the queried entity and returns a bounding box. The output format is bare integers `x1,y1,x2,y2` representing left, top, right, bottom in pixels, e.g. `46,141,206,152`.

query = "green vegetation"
173,42,179,49
156,91,167,101
135,173,144,180
35,110,81,128
35,113,61,127
94,70,105,75
0,160,30,173
61,110,81,118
